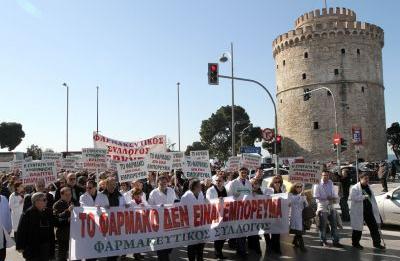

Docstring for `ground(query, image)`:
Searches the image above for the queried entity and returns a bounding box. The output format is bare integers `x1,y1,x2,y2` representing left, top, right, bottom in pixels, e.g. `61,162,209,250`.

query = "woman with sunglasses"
288,182,308,251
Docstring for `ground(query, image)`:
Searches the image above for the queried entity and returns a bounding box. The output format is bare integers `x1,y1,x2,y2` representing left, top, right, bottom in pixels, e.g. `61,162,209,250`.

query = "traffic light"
275,135,282,154
303,88,311,101
341,138,347,152
208,63,219,85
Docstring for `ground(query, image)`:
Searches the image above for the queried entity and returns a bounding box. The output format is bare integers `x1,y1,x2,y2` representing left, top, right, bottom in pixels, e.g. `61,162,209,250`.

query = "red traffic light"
208,63,219,85
210,65,217,72
276,135,282,143
333,133,341,145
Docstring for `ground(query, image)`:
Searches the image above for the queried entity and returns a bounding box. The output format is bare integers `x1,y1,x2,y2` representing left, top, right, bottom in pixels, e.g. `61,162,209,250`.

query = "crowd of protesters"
0,162,388,261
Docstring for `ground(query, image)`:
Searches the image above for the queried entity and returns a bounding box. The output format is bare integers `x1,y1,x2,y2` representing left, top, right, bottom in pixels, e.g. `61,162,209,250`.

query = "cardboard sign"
70,195,289,260
146,152,172,172
183,158,211,180
21,160,57,186
289,163,322,184
226,156,241,172
171,152,185,170
190,150,209,161
42,152,62,161
62,158,77,171
117,159,147,182
82,148,108,171
93,132,167,161
240,154,261,170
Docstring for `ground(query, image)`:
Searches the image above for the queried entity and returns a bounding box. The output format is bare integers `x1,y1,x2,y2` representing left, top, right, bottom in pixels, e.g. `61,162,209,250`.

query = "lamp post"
240,124,253,148
219,42,235,156
62,83,69,152
96,86,99,134
301,87,340,169
177,82,181,151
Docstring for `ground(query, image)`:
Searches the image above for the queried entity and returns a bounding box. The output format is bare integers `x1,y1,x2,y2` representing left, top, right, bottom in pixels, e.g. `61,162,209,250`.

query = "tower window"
341,48,346,54
283,60,286,66
280,99,282,103
276,64,279,69
327,91,332,96
334,69,339,75
302,73,307,79
304,52,308,58
361,86,365,93
357,49,361,55
313,122,319,130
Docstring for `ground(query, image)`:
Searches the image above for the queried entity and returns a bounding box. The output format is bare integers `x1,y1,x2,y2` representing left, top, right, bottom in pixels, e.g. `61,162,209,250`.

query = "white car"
376,186,400,225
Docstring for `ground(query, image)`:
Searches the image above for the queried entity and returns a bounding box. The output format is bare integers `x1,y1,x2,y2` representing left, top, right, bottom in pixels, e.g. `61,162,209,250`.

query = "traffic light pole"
302,87,340,169
218,74,279,176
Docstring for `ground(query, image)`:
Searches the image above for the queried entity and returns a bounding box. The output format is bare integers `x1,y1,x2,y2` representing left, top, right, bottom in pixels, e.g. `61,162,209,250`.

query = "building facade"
273,7,387,163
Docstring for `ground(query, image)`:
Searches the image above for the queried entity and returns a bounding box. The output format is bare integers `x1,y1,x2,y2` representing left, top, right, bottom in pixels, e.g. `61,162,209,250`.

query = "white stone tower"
273,7,387,162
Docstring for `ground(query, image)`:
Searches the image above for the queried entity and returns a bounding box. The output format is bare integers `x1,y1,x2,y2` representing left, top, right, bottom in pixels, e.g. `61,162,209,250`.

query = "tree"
199,105,262,161
0,122,25,151
185,141,208,156
26,144,42,160
387,122,400,159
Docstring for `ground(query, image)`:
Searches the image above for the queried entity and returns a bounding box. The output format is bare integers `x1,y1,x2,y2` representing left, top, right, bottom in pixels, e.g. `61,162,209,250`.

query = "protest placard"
183,157,211,180
10,160,24,172
116,159,147,182
226,156,241,172
145,152,172,172
289,163,322,184
171,152,185,170
70,194,289,260
240,154,261,170
62,158,77,171
93,132,167,161
21,160,57,186
190,150,209,161
82,148,108,171
42,152,62,161
24,156,33,162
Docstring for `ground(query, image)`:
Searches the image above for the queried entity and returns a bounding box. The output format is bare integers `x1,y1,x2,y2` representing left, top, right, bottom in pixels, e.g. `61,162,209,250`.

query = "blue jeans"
319,210,339,243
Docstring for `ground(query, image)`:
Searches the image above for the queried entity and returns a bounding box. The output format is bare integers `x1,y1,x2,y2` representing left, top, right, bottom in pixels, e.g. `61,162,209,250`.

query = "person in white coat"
206,176,227,259
181,179,205,261
79,180,109,207
128,187,148,207
350,173,385,250
0,191,12,261
148,175,177,261
288,182,308,251
124,179,146,205
8,182,24,241
226,167,252,258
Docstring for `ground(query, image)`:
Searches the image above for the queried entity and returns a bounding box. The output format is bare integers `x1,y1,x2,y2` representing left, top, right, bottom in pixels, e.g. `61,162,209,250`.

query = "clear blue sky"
1,0,399,153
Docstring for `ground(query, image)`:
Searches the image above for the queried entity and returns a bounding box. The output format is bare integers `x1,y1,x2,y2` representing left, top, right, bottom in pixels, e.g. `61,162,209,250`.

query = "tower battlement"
295,7,356,29
272,8,384,57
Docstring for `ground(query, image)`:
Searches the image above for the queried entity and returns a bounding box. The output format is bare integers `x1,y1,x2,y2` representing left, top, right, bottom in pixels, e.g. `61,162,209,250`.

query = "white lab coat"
180,190,205,205
123,189,147,205
8,192,24,232
313,180,338,213
226,178,252,197
148,187,177,206
289,193,308,231
350,182,381,231
79,191,109,207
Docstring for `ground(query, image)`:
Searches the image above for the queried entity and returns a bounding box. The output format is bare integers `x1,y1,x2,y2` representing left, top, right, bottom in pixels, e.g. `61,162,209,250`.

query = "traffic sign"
352,127,362,145
333,133,341,145
262,128,274,141
240,146,261,155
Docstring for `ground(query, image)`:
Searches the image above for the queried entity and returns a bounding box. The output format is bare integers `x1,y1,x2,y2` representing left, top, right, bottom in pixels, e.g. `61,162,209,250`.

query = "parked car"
375,186,400,226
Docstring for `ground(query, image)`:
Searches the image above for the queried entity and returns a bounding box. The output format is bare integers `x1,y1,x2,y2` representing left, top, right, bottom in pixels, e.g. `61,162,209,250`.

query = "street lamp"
300,87,340,168
219,42,235,156
240,124,253,148
62,83,69,152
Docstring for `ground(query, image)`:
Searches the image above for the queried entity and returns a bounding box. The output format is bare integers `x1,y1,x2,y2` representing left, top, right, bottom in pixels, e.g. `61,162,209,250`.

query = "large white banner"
117,159,147,182
21,160,57,186
93,132,167,161
70,194,289,259
289,163,322,184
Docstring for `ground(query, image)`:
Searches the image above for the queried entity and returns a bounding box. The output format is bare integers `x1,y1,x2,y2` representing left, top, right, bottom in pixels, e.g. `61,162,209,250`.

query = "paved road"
6,183,400,261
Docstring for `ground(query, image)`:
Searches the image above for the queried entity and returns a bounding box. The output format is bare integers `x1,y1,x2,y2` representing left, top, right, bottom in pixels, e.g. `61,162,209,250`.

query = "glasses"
296,186,303,188
274,181,281,184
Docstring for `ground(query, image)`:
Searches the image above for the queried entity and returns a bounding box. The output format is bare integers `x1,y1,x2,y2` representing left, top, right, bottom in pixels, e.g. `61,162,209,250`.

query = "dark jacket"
54,185,84,206
23,192,54,213
16,207,55,260
53,199,72,242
